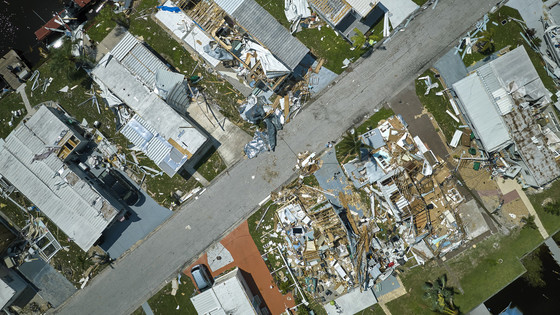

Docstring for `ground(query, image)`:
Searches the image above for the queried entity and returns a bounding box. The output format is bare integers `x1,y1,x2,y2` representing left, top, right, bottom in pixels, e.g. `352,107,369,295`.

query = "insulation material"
243,41,290,78
284,0,311,22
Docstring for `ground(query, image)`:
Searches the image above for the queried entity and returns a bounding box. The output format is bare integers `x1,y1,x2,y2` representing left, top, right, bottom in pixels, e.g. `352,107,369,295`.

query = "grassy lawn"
462,6,557,95
415,70,459,142
84,4,117,43
147,276,197,314
253,0,364,74
0,92,25,139
529,179,560,235
193,147,227,182
386,227,543,314
358,304,387,315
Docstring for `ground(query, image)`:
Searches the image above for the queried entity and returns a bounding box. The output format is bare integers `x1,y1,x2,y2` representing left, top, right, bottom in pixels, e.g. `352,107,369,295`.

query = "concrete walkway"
376,276,407,315
141,302,154,315
545,238,560,267
497,179,549,238
16,83,35,115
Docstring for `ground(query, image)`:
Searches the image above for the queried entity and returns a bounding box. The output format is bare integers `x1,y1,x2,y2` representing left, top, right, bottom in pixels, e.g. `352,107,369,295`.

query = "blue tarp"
157,6,181,13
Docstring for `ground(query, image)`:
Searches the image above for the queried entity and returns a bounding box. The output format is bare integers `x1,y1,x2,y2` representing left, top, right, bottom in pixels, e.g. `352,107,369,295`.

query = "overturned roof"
345,0,379,17
92,33,208,177
0,106,118,251
214,0,309,70
307,0,352,26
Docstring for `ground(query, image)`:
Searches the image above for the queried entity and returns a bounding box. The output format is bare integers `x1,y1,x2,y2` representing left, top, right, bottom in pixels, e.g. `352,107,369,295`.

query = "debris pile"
255,115,468,305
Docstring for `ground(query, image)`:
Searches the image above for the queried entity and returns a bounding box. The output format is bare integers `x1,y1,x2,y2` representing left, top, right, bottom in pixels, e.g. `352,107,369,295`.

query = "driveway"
56,1,499,314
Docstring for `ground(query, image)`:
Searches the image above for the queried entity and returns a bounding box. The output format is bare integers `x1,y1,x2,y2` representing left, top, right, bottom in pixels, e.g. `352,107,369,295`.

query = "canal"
1,0,69,66
484,235,560,314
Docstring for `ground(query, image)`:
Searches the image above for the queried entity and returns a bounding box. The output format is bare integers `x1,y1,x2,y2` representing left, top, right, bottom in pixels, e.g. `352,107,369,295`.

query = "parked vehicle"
98,169,140,206
191,264,213,292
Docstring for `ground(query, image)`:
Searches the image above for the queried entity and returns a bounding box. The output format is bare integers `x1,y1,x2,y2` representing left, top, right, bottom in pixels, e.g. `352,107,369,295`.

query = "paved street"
57,1,497,314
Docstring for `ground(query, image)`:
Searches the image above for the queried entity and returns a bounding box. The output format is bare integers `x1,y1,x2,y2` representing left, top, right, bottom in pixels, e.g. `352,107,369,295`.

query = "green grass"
295,27,365,74
193,148,227,182
386,227,543,314
147,277,197,314
462,7,557,95
412,0,429,6
131,307,146,315
253,0,364,74
0,92,25,139
247,200,280,254
84,4,118,43
529,179,560,234
415,70,459,142
355,107,395,135
358,304,387,315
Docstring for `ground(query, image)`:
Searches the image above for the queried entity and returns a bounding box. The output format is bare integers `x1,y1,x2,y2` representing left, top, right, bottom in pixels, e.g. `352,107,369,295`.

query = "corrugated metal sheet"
0,107,117,251
476,63,501,93
213,0,244,15
191,289,222,314
345,0,378,17
452,74,512,153
120,115,183,177
109,32,170,88
111,32,138,61
491,88,513,115
230,0,309,70
308,0,352,25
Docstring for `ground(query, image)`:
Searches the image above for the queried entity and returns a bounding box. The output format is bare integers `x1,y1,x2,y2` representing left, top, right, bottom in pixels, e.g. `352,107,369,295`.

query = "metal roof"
452,74,512,153
92,47,208,177
18,255,76,307
0,106,118,251
307,0,352,26
110,32,170,88
345,0,378,17
213,0,244,15
228,0,309,70
360,128,385,149
191,268,257,315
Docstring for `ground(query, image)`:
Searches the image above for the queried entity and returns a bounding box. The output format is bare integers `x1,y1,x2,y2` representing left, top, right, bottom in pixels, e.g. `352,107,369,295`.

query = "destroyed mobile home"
452,46,560,188
155,1,335,158
255,115,468,304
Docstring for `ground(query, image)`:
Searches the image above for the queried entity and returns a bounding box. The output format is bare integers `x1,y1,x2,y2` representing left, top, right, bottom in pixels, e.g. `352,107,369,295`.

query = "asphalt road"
57,1,498,314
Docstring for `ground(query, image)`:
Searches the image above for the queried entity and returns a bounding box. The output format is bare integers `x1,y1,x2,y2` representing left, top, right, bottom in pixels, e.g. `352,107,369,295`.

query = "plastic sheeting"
203,44,234,61
244,131,269,159
243,41,290,78
284,0,311,23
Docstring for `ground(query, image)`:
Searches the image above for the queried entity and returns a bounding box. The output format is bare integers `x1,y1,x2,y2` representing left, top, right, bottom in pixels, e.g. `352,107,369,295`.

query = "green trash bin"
470,132,475,140
469,147,476,155
473,162,481,170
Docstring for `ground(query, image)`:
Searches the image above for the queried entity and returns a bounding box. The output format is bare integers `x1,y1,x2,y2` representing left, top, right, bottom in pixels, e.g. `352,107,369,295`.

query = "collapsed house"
168,0,310,92
0,105,122,251
542,3,560,87
260,115,465,307
91,31,212,177
452,46,560,187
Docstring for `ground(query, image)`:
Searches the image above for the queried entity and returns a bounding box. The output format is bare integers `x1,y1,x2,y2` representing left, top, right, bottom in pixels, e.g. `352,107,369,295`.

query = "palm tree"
477,29,495,55
423,275,459,315
337,130,365,162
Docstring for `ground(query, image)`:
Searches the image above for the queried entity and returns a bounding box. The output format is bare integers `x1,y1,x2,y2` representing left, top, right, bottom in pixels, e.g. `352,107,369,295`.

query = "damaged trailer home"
91,31,212,177
258,116,466,307
452,46,560,188
174,0,310,92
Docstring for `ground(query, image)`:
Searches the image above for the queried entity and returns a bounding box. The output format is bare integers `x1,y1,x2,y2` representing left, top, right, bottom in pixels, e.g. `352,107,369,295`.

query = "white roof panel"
453,74,512,152
345,0,378,17
0,107,117,251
